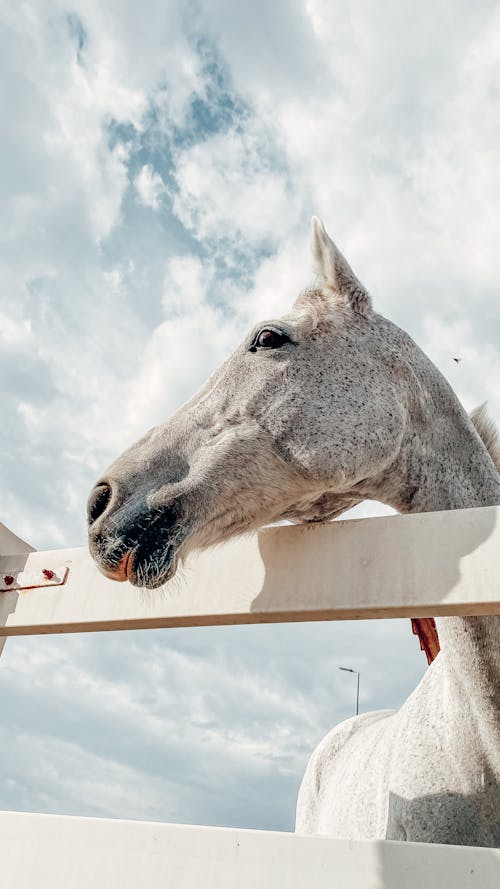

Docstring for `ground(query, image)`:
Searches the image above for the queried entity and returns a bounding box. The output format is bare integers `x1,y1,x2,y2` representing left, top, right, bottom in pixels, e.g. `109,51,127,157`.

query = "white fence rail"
1,506,500,637
1,812,499,889
1,507,499,887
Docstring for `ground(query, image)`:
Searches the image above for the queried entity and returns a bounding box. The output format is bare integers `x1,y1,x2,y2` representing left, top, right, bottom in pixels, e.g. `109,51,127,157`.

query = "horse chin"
123,516,190,589
126,542,179,589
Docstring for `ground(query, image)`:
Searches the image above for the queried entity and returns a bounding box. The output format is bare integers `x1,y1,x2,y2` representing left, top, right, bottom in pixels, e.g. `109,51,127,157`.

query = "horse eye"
251,329,290,351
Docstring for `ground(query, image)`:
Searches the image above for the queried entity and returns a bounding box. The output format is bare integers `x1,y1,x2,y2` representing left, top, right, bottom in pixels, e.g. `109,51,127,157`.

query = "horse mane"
413,404,499,666
469,403,500,473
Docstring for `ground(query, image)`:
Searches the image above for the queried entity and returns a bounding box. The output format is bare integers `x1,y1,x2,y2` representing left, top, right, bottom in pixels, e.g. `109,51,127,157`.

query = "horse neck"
379,393,500,695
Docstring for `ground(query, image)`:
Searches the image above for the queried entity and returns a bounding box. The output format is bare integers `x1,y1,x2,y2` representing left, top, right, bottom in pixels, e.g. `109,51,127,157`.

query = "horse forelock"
290,286,348,332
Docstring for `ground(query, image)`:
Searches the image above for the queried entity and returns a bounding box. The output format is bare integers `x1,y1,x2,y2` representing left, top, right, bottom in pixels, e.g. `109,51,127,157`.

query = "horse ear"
311,217,371,315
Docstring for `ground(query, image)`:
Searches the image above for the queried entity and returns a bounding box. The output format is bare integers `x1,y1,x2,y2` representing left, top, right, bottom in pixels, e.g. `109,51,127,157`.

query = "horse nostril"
87,483,113,526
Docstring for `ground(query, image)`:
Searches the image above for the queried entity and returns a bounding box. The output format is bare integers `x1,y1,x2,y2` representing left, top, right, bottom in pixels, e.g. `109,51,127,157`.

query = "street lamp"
339,666,360,716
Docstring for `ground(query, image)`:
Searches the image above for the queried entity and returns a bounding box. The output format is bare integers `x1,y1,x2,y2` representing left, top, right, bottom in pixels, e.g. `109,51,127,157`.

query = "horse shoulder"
295,709,395,834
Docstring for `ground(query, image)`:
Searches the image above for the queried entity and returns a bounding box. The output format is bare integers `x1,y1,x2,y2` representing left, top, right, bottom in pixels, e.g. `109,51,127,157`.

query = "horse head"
88,219,411,588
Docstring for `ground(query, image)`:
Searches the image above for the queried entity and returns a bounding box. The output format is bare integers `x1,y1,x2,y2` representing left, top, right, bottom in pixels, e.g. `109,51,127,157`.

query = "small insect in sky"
453,357,461,364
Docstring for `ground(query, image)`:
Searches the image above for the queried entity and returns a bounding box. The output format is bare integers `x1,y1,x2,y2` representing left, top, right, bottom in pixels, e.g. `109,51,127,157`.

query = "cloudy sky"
2,0,500,831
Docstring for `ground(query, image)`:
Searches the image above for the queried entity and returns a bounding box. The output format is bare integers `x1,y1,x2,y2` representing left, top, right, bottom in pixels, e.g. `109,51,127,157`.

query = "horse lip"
98,543,178,588
98,550,131,583
123,548,133,580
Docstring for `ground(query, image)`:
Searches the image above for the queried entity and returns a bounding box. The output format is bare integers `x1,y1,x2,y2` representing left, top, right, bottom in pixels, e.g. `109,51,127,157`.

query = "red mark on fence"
3,575,15,586
42,569,55,580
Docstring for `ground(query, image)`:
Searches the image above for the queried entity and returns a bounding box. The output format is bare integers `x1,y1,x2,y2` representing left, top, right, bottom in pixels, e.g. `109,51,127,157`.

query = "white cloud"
172,125,299,245
126,301,235,434
2,4,136,252
0,312,32,344
162,255,207,315
134,165,167,210
409,8,500,293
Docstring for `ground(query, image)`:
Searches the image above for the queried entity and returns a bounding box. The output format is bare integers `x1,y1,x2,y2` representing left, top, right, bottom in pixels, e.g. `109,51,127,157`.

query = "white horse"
87,219,500,846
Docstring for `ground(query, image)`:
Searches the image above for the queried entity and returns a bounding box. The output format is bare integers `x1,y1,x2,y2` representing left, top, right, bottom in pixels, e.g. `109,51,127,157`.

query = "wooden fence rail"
1,506,500,637
1,812,499,889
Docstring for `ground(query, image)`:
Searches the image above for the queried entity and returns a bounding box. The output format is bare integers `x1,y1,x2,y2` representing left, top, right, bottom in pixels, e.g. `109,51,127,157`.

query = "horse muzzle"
87,480,187,588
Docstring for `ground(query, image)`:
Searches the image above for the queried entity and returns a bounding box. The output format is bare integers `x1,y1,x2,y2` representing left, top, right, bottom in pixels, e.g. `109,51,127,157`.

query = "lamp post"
339,666,360,716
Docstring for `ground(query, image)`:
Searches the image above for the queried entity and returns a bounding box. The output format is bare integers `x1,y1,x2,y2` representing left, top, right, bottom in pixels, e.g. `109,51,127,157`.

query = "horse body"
298,649,500,845
87,219,500,845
